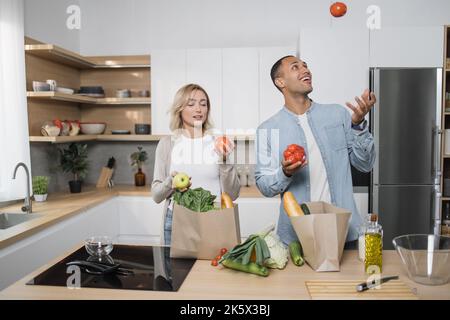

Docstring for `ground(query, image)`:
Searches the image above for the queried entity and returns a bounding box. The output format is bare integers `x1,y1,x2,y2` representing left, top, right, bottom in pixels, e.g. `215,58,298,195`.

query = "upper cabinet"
151,46,296,135
222,48,260,132
187,49,223,131
300,28,369,108
369,27,444,68
150,49,186,136
259,46,296,123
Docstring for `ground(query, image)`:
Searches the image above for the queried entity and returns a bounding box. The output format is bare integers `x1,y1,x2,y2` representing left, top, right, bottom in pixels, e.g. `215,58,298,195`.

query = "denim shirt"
255,102,376,245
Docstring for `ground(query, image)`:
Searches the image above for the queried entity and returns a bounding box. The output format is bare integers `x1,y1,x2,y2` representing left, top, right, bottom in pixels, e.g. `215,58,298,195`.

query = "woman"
151,83,240,246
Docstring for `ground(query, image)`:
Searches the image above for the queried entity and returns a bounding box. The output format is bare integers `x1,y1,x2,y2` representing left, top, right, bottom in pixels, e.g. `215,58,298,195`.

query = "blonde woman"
151,84,240,245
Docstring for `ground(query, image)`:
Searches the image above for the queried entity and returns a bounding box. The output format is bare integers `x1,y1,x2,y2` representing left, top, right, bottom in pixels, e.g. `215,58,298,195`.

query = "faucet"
12,162,32,214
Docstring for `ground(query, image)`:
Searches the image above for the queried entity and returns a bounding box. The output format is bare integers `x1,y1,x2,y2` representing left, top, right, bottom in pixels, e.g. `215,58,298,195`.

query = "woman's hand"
214,136,235,161
171,171,192,192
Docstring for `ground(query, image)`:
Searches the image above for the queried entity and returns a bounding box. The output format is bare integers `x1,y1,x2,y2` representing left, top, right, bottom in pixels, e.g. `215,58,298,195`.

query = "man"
255,55,376,246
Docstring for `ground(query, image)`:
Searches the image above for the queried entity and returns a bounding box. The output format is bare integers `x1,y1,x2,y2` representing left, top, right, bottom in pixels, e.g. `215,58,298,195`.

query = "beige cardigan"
151,135,241,242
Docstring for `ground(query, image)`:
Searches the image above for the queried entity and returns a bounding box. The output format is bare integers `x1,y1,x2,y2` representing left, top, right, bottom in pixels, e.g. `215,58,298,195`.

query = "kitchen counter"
1,246,449,300
0,185,262,250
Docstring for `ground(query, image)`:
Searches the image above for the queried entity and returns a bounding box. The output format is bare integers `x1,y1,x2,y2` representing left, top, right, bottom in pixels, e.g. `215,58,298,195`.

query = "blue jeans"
163,207,173,246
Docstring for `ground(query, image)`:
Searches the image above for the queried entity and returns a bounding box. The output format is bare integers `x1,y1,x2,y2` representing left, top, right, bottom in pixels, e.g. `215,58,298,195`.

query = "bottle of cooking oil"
364,213,383,274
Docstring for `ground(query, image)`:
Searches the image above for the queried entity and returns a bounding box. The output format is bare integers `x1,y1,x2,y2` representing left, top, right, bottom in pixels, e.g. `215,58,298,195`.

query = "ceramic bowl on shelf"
41,126,60,137
135,123,151,134
131,89,150,97
32,81,51,92
116,89,131,98
80,122,106,135
78,86,105,97
111,130,131,135
55,87,75,94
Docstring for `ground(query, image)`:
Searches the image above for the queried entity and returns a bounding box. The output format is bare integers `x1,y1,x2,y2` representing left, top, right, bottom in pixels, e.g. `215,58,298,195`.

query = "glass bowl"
392,234,450,285
85,236,114,257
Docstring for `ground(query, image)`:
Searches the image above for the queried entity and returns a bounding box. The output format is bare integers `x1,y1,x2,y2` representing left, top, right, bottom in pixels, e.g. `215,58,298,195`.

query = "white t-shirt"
170,134,221,200
297,114,331,203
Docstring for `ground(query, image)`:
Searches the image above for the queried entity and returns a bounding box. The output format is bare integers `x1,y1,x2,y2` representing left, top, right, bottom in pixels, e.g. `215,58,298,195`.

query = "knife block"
96,167,114,188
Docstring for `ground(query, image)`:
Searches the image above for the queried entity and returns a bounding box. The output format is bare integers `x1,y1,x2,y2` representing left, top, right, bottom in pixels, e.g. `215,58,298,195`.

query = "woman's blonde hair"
168,84,213,132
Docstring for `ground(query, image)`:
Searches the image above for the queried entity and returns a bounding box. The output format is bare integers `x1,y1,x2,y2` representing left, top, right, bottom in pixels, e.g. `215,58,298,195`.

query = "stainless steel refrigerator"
369,68,443,249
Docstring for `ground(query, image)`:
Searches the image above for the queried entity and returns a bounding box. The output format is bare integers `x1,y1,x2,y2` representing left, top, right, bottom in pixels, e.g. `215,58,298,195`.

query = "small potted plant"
59,143,89,193
130,146,148,186
32,176,50,202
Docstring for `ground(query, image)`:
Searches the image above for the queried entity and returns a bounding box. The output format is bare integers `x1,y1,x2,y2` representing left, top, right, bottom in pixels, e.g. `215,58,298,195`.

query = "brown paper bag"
170,203,241,259
290,202,351,272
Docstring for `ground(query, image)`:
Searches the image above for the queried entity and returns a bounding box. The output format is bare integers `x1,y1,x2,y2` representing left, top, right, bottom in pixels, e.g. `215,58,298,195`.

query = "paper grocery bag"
170,203,241,260
290,202,351,272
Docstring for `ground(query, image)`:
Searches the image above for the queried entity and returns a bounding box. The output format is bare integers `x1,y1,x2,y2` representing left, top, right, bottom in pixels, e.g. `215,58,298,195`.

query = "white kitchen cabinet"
236,197,280,239
117,196,164,245
258,46,296,124
222,48,260,133
354,192,369,219
186,49,223,132
369,27,444,68
0,199,119,291
300,28,370,108
151,49,187,135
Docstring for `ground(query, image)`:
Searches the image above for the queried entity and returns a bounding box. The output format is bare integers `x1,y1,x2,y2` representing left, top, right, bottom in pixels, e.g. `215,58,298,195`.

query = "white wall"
24,0,80,52
23,0,450,56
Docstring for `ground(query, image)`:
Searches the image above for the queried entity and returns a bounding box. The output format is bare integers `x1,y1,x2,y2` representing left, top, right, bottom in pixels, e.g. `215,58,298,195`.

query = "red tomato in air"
330,2,347,17
220,248,228,255
283,144,305,164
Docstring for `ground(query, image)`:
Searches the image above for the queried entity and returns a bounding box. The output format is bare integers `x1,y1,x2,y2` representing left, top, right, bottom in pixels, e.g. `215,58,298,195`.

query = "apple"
173,172,190,190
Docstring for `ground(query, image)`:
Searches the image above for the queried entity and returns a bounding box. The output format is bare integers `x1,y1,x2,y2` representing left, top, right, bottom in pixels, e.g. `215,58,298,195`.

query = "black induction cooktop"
26,245,196,292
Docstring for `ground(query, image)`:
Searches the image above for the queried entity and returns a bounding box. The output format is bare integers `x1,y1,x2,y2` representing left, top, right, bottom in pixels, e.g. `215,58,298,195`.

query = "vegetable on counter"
221,259,269,277
220,234,270,267
289,241,305,266
218,224,289,276
218,233,271,276
221,192,234,209
258,225,288,270
172,187,216,212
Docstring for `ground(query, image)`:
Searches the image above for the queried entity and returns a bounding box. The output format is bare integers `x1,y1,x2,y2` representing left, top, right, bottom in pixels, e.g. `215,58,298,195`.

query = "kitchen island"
1,245,449,300
0,185,263,249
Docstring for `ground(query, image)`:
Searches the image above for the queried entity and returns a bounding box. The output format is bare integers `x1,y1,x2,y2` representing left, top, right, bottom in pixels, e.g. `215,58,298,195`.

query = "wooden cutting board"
306,280,418,300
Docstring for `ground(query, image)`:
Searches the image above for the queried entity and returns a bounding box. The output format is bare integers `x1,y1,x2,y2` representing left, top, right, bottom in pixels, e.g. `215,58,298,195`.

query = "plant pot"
69,180,82,193
34,194,48,202
135,168,146,187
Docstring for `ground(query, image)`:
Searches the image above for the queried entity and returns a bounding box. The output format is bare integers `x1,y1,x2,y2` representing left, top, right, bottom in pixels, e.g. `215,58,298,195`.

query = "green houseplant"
32,176,50,202
130,146,148,186
59,143,89,193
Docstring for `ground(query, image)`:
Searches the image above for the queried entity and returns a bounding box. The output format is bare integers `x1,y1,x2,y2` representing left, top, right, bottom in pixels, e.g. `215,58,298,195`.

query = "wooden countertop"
1,246,448,300
0,185,262,250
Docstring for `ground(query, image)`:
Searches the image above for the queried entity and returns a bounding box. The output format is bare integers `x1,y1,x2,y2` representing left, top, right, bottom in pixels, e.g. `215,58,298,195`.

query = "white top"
297,113,331,203
170,134,221,200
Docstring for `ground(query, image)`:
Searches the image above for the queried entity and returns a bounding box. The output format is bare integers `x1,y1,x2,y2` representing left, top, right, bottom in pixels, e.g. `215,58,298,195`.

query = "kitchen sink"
0,213,42,230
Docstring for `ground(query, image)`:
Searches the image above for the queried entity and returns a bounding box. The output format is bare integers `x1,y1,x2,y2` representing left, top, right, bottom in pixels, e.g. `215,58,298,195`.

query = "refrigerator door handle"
434,68,443,184
432,124,442,182
431,186,442,235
